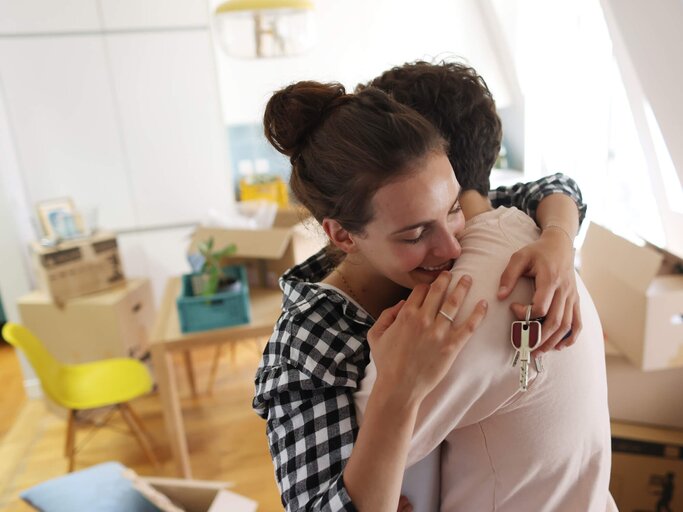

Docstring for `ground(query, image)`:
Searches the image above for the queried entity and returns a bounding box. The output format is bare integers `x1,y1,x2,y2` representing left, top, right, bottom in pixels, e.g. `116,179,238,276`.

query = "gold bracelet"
543,224,575,245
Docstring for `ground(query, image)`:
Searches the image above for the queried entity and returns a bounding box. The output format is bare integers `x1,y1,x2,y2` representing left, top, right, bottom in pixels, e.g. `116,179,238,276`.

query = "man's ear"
322,218,358,254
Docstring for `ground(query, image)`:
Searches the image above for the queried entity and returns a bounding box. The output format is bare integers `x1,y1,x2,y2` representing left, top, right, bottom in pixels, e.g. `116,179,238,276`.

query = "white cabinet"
0,36,137,230
105,30,230,226
98,0,208,30
0,0,209,34
1,1,231,396
0,2,231,232
0,0,100,34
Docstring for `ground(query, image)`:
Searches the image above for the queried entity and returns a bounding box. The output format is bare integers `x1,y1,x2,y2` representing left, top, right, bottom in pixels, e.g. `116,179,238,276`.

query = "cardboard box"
142,477,258,512
32,232,125,304
610,421,683,512
189,207,325,289
580,222,683,370
18,278,155,363
19,462,258,512
606,340,683,429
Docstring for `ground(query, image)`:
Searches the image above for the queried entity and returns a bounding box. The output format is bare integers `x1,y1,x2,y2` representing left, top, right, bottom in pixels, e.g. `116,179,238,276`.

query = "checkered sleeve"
262,374,358,511
488,172,587,226
254,293,371,512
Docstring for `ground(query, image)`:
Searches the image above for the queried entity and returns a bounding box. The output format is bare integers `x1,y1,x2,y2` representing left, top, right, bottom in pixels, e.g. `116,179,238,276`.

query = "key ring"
525,304,532,325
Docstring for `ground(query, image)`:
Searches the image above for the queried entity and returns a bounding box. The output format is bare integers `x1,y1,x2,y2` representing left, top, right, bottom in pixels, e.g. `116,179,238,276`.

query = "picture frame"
36,197,84,240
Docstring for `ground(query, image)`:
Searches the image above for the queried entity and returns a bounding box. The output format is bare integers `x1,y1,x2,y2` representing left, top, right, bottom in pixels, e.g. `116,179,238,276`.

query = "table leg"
152,344,192,478
183,350,197,397
207,344,223,395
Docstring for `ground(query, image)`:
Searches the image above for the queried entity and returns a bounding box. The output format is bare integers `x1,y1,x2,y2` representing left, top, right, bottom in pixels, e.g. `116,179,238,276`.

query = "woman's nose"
432,228,462,260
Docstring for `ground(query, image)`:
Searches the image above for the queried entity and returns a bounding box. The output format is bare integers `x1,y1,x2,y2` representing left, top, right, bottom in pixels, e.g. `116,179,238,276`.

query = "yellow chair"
2,322,159,471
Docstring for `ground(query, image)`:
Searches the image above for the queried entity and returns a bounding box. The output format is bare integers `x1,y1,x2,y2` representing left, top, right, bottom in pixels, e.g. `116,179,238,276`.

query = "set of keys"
510,305,543,391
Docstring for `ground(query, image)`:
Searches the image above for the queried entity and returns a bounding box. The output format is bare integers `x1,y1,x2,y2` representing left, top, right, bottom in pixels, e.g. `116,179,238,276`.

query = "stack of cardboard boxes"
580,222,683,511
18,233,155,365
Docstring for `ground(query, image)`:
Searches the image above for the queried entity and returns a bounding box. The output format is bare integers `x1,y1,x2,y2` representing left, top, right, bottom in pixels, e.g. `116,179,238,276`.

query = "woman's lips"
417,259,454,272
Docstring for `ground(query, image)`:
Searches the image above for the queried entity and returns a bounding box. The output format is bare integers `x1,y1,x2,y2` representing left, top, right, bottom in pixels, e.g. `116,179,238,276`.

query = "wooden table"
150,276,283,477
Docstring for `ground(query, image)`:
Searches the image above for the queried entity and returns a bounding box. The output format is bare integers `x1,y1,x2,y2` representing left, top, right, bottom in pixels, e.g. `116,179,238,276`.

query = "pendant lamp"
214,0,316,58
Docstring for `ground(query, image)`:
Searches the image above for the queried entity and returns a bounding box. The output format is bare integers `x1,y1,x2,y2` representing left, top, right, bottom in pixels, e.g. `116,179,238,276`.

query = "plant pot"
190,271,242,297
176,265,251,333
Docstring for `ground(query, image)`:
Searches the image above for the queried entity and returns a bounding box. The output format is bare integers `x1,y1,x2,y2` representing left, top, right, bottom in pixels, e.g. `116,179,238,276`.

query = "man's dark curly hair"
361,60,502,195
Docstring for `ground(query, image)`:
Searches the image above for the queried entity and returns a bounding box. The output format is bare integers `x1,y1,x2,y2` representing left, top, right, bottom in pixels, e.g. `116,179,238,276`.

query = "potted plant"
191,237,238,297
177,237,251,333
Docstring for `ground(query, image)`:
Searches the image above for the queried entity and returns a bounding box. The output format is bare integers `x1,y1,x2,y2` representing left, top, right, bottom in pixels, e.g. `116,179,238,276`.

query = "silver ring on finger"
438,309,455,322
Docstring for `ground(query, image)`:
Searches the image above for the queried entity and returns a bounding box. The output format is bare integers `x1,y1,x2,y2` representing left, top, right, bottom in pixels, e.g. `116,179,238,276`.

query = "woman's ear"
322,218,358,254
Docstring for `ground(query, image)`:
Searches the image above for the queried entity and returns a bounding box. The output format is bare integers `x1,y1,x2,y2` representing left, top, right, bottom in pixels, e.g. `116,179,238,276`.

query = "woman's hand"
497,227,581,352
397,495,413,512
367,272,488,404
347,274,485,512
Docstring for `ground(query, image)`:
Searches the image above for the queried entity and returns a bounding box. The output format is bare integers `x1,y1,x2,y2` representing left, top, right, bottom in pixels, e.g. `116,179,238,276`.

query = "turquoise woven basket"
177,265,251,333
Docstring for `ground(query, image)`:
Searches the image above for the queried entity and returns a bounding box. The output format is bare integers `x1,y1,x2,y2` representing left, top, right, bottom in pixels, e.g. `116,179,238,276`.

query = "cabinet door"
98,0,208,30
0,0,100,34
105,30,231,227
0,36,137,230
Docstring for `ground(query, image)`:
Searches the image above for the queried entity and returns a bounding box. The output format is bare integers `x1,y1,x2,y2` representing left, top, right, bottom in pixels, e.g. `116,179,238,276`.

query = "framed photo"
36,197,84,239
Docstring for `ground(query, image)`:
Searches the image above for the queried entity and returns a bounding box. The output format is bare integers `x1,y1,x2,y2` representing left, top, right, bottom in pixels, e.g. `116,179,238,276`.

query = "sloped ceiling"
600,0,683,187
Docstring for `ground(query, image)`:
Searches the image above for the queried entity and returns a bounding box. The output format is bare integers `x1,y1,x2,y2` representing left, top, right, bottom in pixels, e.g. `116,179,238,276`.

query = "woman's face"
352,152,465,289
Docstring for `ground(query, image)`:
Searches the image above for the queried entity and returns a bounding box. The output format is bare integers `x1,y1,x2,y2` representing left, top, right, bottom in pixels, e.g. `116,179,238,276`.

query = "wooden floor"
0,343,27,440
0,341,283,511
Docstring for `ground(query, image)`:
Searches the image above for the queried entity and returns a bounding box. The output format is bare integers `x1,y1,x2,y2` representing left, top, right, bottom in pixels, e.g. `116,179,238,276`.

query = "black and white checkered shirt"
253,173,586,512
488,172,587,225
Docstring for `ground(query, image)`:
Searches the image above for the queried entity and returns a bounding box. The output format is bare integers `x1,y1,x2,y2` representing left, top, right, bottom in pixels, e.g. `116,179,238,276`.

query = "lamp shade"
214,0,316,58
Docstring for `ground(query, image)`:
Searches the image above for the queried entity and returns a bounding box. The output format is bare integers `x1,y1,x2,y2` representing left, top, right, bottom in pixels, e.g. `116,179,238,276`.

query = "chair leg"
206,345,223,395
119,403,160,468
122,402,153,441
65,409,77,472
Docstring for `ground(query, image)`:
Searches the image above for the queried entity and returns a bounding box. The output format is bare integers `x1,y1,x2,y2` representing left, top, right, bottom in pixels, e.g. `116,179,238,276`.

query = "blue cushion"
20,462,161,512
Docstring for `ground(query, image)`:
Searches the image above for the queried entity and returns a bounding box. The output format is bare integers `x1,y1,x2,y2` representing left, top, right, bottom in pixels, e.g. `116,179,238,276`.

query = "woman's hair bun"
263,81,347,159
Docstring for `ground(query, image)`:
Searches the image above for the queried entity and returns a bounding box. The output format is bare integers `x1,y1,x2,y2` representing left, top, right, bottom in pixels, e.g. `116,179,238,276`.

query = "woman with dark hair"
254,80,587,512
364,59,585,351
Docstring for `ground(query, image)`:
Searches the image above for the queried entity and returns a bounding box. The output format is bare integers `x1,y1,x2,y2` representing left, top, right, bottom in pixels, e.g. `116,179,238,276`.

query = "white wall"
0,0,231,394
509,0,681,255
210,0,514,125
0,78,42,398
600,0,683,189
0,0,232,299
600,0,683,255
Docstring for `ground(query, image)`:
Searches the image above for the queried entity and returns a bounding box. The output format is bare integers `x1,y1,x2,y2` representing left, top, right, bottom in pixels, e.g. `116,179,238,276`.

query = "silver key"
510,306,542,391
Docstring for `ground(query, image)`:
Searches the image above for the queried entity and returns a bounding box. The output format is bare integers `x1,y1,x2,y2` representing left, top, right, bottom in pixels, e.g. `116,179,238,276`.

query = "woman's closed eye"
403,231,426,244
401,206,462,244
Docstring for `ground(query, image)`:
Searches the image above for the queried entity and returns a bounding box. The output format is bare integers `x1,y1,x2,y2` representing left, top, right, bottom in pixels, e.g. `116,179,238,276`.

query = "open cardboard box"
189,206,325,290
580,222,683,371
605,340,683,429
19,462,258,512
141,477,257,512
610,421,683,512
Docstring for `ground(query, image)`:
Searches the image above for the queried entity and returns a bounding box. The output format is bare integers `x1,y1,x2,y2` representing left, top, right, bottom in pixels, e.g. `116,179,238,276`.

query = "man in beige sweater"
354,60,616,511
